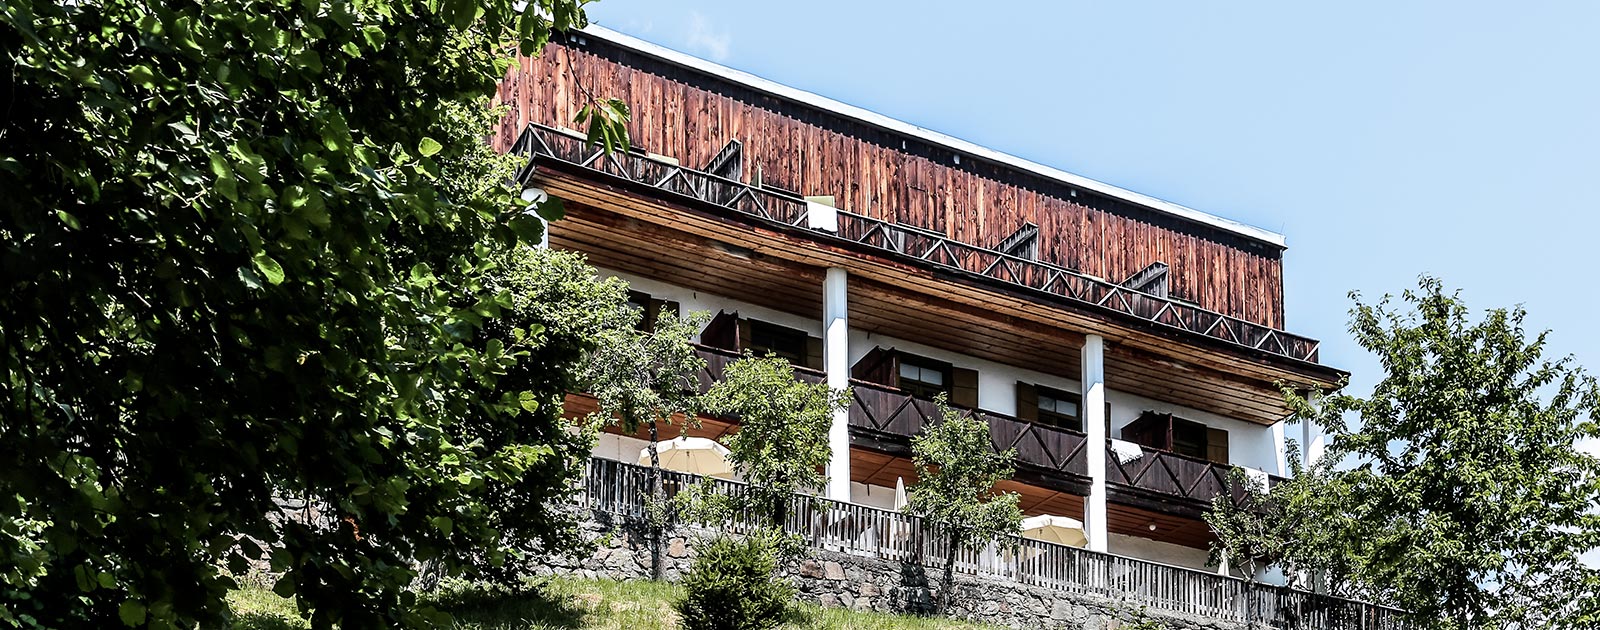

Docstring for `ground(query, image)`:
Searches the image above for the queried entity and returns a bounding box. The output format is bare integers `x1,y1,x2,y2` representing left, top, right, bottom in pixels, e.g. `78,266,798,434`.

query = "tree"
472,246,639,579
1204,447,1364,624
0,1,629,627
1220,277,1600,629
702,355,851,530
582,306,709,577
905,400,1023,614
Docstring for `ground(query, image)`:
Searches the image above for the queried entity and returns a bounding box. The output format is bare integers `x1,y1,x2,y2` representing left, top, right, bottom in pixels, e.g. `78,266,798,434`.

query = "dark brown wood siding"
495,38,1287,328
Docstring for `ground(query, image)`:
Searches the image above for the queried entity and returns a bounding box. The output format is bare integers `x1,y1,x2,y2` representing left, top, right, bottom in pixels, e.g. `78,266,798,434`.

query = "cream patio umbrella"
887,477,912,549
1020,514,1088,548
638,436,734,479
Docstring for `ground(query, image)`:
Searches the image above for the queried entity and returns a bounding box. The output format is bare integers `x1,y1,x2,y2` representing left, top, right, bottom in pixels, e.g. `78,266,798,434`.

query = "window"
853,348,975,407
1170,418,1208,459
1036,387,1082,431
747,320,808,365
897,355,951,400
627,291,678,332
1121,411,1229,464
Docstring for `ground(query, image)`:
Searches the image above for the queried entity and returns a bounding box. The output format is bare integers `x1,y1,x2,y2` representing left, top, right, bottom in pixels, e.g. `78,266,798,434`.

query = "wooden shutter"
701,310,739,350
851,346,897,386
734,317,752,353
627,290,653,331
1206,427,1230,464
1122,411,1170,450
650,298,680,327
1015,382,1038,422
951,367,979,409
804,336,824,371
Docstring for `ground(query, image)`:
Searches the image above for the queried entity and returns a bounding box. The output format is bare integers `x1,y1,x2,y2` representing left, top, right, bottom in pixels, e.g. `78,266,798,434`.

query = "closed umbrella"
638,436,733,478
888,477,911,549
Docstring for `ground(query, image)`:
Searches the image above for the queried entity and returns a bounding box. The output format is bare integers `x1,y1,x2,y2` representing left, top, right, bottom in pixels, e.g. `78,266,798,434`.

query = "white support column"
823,267,852,502
521,186,550,249
1302,391,1323,467
1082,334,1108,553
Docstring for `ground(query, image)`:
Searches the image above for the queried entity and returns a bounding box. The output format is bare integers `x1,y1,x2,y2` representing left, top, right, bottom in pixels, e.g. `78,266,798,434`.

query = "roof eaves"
575,24,1289,250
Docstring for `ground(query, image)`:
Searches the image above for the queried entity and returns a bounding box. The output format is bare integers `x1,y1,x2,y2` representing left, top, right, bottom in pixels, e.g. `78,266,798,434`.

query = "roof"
575,24,1289,249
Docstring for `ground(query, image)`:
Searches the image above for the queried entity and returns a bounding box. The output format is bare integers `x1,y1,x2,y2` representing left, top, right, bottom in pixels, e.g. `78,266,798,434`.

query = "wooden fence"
581,457,1408,629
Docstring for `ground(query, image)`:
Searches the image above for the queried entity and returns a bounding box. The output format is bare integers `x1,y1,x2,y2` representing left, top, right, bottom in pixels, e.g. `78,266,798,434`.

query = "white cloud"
684,12,731,62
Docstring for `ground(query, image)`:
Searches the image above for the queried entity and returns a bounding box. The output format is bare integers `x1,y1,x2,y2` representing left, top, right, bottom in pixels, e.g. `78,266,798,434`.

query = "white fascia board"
575,24,1288,249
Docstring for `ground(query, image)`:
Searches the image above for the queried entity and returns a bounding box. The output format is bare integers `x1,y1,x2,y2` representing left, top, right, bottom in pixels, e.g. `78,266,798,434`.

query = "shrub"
676,535,795,630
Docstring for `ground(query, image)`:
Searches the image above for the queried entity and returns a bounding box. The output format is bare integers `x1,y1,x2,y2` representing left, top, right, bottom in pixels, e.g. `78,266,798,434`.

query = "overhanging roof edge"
575,24,1289,249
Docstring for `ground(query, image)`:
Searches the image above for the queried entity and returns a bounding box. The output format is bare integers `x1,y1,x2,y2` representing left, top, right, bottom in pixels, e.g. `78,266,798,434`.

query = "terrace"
581,457,1406,629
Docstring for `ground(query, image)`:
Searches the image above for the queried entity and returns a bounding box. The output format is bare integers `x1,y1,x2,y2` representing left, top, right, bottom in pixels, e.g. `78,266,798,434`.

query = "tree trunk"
772,491,788,532
648,419,663,580
938,530,958,614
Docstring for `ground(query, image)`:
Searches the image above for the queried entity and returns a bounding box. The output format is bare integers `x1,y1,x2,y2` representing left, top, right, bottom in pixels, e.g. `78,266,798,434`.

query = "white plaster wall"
1108,534,1287,585
600,270,823,340
1108,533,1213,572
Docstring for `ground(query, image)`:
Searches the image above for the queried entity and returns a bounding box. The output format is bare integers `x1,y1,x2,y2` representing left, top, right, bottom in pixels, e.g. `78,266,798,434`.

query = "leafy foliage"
471,246,642,580
581,305,707,577
1216,277,1600,629
700,356,851,531
674,535,795,630
1204,445,1358,593
582,307,710,460
905,399,1022,614
0,0,627,627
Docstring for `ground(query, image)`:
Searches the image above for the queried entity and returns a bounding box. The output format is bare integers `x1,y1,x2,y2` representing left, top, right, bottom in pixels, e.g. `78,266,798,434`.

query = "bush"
676,535,795,630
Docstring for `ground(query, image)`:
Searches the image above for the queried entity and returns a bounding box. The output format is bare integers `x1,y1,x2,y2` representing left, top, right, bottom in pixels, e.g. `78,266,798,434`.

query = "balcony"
513,122,1323,364
517,121,1347,427
691,345,1269,515
581,457,1406,629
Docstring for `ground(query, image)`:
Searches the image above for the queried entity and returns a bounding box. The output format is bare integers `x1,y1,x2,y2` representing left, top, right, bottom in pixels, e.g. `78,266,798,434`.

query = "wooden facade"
495,35,1288,328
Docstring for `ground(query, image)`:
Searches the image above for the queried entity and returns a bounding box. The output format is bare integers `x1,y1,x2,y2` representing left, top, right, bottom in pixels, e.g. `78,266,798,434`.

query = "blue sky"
586,0,1598,407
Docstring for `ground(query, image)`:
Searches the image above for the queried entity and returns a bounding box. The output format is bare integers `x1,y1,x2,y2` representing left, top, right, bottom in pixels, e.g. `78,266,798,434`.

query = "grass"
224,576,993,630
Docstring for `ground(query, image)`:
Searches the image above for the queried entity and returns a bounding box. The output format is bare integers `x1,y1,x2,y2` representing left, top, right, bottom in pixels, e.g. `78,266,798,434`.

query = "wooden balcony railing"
1105,442,1266,506
581,457,1408,629
848,379,1090,479
514,122,1323,364
690,346,1270,508
693,343,825,392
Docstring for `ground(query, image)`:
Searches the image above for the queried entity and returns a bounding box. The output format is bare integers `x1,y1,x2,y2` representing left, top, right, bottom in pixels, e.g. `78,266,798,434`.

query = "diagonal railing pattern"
849,379,1091,479
513,122,1322,364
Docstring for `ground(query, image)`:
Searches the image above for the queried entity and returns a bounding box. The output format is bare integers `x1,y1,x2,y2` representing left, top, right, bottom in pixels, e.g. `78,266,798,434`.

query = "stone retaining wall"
530,512,1270,630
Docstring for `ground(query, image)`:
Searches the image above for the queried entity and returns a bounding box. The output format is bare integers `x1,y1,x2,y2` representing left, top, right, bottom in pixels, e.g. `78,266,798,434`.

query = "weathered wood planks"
496,39,1288,329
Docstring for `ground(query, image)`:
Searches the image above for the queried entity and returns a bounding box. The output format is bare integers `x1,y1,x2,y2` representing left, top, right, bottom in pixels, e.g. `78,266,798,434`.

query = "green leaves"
1243,276,1600,628
575,97,631,155
128,64,157,88
252,251,285,285
117,601,146,627
698,356,850,531
1,0,608,627
905,398,1022,614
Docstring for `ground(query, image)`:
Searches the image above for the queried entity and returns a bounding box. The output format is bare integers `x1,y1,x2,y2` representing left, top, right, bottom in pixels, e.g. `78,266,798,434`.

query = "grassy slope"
225,577,994,630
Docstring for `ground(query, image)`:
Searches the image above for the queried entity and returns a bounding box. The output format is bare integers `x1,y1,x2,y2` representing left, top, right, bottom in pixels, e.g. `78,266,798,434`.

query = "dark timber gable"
496,33,1290,329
